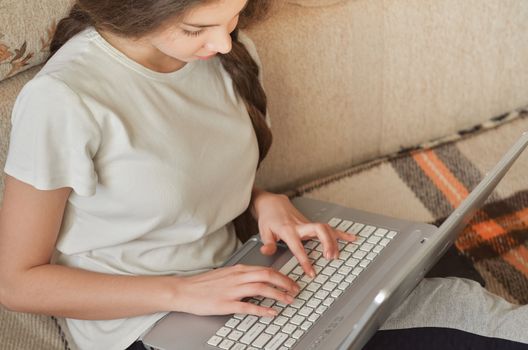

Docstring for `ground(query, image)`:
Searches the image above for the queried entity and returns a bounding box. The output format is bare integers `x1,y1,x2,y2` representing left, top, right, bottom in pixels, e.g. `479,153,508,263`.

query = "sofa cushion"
248,0,528,190
0,0,73,82
0,65,41,204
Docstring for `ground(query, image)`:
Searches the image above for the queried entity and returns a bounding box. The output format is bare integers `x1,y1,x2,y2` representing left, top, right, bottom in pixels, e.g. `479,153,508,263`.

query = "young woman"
0,0,354,349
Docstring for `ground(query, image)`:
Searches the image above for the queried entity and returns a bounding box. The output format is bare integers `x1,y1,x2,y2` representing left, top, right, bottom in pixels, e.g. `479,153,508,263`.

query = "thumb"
259,227,277,255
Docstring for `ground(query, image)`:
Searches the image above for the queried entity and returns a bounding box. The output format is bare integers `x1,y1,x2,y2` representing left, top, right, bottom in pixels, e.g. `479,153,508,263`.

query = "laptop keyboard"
207,217,398,350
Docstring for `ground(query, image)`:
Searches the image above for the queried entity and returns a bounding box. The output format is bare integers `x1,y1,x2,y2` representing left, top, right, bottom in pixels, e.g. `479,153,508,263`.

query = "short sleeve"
238,31,271,127
4,74,101,196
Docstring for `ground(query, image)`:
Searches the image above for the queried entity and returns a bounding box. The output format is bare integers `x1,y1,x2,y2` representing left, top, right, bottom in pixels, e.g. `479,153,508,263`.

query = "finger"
335,229,356,242
237,267,299,295
280,228,315,278
231,301,279,318
234,282,295,305
298,223,339,259
259,226,277,256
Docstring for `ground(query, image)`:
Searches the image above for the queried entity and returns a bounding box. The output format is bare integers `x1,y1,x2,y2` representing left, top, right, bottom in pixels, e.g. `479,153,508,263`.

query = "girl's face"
145,0,248,67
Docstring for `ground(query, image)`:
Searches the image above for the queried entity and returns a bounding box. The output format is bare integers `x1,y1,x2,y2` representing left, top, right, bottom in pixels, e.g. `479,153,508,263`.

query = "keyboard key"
217,327,231,337
264,333,288,350
306,283,321,292
219,339,235,350
352,250,367,259
338,250,351,260
329,259,344,268
344,258,359,267
358,225,376,237
380,238,390,246
332,289,344,297
314,289,329,300
322,281,337,291
282,323,297,334
284,337,296,348
297,306,313,317
304,240,318,250
336,220,353,232
330,274,345,283
290,299,304,309
279,257,299,275
366,252,377,261
273,316,288,326
298,290,313,300
327,218,342,228
345,274,357,283
282,307,296,317
321,266,336,276
314,274,329,284
308,313,320,322
338,266,352,275
207,335,223,347
352,267,363,276
226,318,240,328
373,245,384,253
307,298,322,308
252,333,272,348
300,321,313,331
367,235,381,245
238,316,259,332
290,315,305,325
347,223,364,234
373,228,388,237
387,231,398,239
292,329,304,339
359,259,371,268
338,281,350,290
265,324,280,335
228,330,244,341
323,297,335,307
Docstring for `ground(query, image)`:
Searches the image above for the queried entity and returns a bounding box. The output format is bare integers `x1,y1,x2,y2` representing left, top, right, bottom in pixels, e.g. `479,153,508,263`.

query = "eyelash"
182,29,204,37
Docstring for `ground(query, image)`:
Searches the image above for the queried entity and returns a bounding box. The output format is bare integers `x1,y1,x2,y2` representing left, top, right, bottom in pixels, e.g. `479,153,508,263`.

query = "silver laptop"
142,131,528,350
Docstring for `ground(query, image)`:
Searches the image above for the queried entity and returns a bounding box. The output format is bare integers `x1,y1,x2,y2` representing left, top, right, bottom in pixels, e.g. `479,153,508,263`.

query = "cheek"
156,36,204,57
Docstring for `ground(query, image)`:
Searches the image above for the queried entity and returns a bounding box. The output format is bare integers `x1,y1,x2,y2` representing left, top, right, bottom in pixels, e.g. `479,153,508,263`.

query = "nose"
205,29,232,54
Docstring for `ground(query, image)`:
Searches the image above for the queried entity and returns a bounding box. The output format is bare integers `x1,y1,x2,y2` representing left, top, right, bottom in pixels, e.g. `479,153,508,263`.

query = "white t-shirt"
4,27,263,350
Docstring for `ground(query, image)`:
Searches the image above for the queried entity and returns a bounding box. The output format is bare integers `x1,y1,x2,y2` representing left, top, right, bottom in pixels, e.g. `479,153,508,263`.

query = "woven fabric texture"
0,0,73,82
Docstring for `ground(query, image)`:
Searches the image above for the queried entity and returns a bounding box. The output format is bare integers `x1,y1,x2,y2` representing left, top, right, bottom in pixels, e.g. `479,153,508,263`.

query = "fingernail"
286,295,294,303
309,270,316,278
268,309,278,316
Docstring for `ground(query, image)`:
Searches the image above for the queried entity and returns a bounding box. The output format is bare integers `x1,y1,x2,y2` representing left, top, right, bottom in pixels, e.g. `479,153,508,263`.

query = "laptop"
142,131,528,350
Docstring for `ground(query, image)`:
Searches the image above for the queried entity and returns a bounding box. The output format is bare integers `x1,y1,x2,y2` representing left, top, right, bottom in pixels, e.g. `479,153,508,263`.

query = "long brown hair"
49,0,273,241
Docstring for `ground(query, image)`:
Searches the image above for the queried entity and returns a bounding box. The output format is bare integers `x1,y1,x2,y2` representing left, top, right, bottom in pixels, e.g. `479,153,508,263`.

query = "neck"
97,30,186,73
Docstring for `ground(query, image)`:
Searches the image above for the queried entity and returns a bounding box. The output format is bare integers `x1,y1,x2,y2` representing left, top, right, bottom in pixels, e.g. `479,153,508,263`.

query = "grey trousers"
381,277,528,344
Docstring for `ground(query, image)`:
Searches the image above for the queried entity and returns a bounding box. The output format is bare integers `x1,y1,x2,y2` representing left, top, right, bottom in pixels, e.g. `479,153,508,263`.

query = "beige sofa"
1,0,528,349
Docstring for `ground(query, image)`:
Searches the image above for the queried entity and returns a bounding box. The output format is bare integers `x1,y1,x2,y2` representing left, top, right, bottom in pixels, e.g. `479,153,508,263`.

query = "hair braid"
220,29,272,165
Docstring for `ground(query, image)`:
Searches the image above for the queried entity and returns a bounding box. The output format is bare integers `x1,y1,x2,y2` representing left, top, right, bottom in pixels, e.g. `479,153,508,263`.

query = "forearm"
2,264,177,320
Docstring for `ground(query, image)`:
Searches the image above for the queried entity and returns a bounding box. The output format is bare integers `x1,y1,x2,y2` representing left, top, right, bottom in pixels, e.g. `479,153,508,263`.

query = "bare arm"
0,176,297,320
0,175,178,319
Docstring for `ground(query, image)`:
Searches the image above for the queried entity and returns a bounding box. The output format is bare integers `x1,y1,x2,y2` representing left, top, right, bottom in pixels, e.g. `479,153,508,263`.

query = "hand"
251,190,356,277
172,264,300,317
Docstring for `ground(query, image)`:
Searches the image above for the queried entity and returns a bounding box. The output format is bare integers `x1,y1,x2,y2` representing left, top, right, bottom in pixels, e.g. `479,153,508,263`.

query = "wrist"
156,275,185,313
250,188,287,219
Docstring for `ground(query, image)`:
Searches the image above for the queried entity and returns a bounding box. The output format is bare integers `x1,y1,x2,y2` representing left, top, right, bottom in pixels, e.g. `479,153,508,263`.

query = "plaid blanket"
299,108,528,304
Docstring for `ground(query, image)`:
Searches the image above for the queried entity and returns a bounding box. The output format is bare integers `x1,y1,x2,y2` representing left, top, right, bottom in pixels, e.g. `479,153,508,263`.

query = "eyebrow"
182,8,245,28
